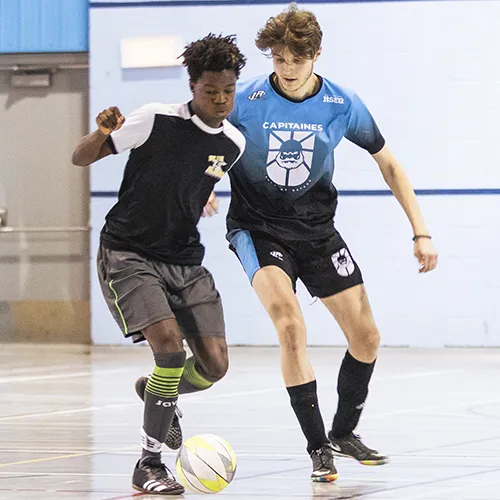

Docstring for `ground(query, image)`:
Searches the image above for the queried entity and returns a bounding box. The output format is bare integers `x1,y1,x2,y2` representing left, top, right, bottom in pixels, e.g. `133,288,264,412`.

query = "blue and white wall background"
89,0,500,346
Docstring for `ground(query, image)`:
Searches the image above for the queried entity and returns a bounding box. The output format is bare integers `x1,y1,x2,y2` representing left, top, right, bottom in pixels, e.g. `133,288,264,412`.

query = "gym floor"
0,344,499,499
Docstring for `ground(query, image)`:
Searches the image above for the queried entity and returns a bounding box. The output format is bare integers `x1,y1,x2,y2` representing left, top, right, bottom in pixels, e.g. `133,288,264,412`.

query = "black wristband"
412,235,432,241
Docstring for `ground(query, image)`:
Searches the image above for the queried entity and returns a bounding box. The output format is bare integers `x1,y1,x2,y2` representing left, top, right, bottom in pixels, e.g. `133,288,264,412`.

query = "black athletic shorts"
228,229,363,298
97,245,225,343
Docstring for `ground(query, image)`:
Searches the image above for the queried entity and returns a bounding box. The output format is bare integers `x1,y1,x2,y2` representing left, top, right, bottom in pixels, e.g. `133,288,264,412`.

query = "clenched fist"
96,106,125,135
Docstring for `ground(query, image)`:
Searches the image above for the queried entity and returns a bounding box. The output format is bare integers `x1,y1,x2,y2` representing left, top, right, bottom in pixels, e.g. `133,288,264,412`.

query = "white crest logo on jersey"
205,155,227,179
266,130,315,188
332,248,355,277
248,90,266,101
323,95,344,104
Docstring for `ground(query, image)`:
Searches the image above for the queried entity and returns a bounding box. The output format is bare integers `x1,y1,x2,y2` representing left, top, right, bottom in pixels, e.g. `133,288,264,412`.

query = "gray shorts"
97,245,225,343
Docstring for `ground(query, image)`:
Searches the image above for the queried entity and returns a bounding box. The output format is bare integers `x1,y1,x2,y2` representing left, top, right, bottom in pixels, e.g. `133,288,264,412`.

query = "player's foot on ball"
132,457,184,495
310,443,338,482
328,432,389,466
135,376,184,450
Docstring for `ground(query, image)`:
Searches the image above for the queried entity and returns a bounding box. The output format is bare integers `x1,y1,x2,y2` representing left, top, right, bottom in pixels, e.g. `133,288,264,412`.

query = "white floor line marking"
0,446,136,467
172,370,463,403
0,363,96,377
0,472,131,477
0,368,127,384
374,369,460,381
0,402,139,421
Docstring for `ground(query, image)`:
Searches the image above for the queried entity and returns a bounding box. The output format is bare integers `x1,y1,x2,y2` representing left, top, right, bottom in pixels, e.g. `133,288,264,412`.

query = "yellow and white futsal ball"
176,434,237,494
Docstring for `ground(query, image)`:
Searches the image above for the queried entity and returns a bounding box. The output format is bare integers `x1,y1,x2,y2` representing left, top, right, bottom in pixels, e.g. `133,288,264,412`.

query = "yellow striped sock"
183,357,213,390
146,365,184,398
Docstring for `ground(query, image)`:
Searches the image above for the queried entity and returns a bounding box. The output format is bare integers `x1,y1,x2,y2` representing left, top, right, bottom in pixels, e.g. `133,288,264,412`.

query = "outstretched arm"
372,145,438,273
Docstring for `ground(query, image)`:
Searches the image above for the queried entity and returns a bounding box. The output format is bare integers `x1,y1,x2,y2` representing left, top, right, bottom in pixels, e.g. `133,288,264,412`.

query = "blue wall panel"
89,0,483,6
0,0,88,53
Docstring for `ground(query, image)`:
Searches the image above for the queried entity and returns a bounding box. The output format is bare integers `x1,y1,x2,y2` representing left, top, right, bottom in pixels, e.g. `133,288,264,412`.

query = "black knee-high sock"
330,350,376,439
287,380,328,454
141,351,186,460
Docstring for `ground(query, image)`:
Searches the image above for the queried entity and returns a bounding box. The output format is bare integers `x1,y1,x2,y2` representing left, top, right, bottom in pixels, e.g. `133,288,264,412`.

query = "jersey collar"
187,101,224,135
269,73,323,103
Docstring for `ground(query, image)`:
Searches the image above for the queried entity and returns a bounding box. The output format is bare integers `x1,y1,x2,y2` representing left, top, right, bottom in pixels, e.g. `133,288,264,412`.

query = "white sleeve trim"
110,102,189,153
222,120,246,169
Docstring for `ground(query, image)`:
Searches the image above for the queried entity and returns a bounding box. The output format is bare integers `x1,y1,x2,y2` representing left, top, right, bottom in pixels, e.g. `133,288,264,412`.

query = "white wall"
89,0,500,346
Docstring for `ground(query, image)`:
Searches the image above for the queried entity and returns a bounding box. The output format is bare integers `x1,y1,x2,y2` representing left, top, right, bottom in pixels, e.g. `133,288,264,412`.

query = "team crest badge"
332,248,355,277
205,155,227,179
266,131,315,189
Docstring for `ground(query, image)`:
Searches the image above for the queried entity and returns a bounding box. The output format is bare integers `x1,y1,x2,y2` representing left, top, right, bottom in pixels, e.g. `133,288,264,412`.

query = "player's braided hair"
181,34,246,82
256,3,323,59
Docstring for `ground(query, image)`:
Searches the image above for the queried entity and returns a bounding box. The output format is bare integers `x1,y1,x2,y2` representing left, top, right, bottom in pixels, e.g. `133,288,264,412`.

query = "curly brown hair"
255,3,322,59
181,33,246,82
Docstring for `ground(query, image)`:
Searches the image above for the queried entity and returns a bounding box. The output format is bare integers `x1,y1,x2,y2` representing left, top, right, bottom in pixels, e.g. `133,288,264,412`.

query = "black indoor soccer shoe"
135,376,184,450
310,443,339,482
328,432,389,466
132,457,184,495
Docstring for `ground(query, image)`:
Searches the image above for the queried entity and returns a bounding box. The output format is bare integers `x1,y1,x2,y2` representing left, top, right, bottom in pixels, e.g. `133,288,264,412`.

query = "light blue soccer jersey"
227,74,385,241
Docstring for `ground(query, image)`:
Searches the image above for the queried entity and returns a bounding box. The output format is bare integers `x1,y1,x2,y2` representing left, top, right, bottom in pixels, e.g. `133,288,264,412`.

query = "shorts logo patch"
332,248,355,277
270,250,284,261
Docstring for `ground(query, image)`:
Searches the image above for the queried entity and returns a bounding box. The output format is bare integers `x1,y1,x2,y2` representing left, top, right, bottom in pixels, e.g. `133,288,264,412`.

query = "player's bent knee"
200,355,229,382
196,343,229,382
148,335,184,354
351,328,380,358
267,299,298,321
367,337,380,359
209,359,229,381
276,318,306,354
366,328,381,352
142,320,184,353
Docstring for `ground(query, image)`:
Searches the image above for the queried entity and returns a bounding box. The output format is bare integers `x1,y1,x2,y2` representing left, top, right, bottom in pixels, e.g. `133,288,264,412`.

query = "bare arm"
372,144,438,273
201,191,219,218
72,106,124,166
72,130,113,166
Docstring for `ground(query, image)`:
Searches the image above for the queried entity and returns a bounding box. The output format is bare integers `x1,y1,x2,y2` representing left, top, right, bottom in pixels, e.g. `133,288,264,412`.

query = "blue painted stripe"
92,191,120,197
91,188,500,198
339,188,500,196
228,230,260,283
90,0,461,8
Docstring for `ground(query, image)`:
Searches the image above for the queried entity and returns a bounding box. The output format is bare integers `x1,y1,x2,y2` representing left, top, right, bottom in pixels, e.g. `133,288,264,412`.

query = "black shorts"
97,245,225,343
228,230,363,298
